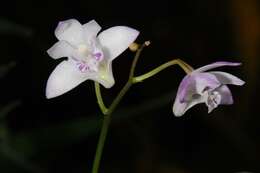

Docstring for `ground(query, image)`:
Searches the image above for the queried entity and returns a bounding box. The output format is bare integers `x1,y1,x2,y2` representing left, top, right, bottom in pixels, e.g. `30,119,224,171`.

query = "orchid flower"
46,19,139,99
173,62,245,116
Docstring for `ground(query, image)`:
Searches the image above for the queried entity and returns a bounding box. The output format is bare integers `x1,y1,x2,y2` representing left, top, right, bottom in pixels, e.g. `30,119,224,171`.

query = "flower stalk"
91,42,148,173
133,58,193,83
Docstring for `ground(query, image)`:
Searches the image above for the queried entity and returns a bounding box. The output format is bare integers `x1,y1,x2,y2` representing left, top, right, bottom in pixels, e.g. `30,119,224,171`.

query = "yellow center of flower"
77,44,90,57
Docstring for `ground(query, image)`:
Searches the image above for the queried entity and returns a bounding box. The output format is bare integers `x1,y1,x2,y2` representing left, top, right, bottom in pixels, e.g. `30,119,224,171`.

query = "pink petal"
178,73,220,103
209,71,245,86
193,62,241,73
173,93,205,117
215,85,234,105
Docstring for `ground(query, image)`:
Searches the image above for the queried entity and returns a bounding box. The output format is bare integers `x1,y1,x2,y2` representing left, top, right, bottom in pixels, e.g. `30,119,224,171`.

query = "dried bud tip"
129,42,140,52
144,41,151,46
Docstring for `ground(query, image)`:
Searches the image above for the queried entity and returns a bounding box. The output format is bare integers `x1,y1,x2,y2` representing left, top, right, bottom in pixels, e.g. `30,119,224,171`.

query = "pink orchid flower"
173,62,245,116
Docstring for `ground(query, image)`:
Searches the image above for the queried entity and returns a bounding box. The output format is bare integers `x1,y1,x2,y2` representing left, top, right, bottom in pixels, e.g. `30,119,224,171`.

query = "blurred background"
0,0,259,172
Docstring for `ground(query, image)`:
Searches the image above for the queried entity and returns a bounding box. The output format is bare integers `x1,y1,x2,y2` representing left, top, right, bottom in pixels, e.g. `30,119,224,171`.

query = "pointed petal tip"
89,19,97,23
45,92,53,99
45,86,61,99
46,46,59,59
172,106,184,117
240,80,246,86
87,20,101,29
207,107,213,114
173,112,184,117
82,19,102,42
45,83,61,99
215,61,242,66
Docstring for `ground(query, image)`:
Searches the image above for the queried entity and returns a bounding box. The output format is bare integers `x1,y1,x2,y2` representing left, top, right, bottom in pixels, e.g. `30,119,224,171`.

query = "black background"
0,0,259,173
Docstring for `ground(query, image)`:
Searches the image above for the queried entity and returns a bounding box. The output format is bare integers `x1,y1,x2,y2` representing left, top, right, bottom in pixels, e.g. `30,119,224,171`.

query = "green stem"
177,59,194,72
133,58,193,83
129,41,150,79
94,82,108,115
91,42,148,173
91,114,111,173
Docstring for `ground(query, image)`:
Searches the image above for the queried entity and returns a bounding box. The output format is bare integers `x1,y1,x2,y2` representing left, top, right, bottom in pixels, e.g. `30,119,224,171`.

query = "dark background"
0,0,259,173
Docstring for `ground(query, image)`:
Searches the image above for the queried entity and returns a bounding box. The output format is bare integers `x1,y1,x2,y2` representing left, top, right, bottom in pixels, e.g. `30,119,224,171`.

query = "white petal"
98,26,139,61
173,93,205,117
83,20,101,43
55,19,83,46
209,71,245,86
215,85,233,105
47,41,75,59
46,60,88,99
193,62,241,73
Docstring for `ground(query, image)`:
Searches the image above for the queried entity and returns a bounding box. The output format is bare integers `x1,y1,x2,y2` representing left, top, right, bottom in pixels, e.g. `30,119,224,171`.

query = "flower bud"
129,42,139,52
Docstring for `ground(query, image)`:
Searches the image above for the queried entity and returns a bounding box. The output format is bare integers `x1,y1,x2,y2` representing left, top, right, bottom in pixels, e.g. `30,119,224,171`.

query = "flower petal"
98,26,139,61
94,60,115,88
193,62,241,73
46,60,88,99
178,73,220,102
176,75,194,102
55,19,83,46
82,20,101,43
47,41,75,59
173,93,205,117
209,71,245,86
205,91,222,113
215,85,233,105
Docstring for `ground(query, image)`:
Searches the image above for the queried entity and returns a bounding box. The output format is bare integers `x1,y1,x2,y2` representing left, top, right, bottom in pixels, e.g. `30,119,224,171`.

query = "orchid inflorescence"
45,18,245,173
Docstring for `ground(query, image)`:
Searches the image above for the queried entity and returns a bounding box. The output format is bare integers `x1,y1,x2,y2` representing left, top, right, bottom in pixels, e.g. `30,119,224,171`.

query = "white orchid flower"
46,19,139,99
173,62,245,116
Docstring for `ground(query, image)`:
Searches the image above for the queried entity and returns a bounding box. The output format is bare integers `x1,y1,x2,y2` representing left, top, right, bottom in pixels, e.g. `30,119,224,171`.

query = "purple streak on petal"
94,52,102,61
177,75,193,103
193,62,242,73
78,64,85,71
